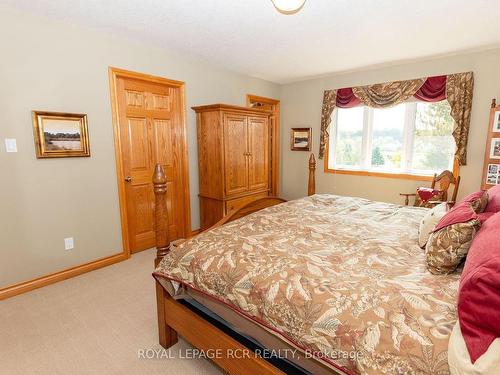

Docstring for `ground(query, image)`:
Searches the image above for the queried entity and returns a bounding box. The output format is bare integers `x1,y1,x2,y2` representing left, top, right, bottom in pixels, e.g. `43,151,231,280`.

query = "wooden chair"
400,170,461,208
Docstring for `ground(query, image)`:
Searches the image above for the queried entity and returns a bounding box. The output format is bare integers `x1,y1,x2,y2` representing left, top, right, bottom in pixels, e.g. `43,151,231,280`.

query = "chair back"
431,170,461,204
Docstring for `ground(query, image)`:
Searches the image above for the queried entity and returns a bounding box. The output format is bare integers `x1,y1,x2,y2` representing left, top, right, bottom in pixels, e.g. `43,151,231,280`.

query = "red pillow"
478,211,495,224
458,211,500,363
460,190,487,206
433,201,477,232
485,184,500,213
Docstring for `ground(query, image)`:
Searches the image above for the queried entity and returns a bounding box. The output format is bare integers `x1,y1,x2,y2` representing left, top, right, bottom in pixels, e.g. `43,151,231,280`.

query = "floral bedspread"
154,195,460,375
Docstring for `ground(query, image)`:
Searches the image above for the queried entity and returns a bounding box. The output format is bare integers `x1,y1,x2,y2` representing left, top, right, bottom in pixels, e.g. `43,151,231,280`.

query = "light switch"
5,138,17,153
64,237,74,250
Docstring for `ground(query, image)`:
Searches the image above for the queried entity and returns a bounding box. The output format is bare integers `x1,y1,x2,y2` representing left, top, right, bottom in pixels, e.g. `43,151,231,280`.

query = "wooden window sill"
324,167,435,182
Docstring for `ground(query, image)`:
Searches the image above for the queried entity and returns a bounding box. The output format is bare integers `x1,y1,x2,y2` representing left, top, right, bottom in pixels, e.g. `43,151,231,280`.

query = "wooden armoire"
193,104,275,229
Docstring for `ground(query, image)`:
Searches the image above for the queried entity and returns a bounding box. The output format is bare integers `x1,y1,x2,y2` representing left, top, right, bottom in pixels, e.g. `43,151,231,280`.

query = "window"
328,100,455,177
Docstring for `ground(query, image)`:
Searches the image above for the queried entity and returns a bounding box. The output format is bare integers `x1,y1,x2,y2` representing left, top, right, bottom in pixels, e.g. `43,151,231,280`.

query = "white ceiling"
5,0,500,83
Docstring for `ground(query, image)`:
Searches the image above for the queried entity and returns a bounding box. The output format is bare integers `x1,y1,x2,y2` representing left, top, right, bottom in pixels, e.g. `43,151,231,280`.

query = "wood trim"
192,103,272,115
108,67,130,255
246,94,280,106
323,139,434,182
324,167,435,182
179,82,193,235
108,67,192,255
0,252,127,300
109,67,185,87
246,94,280,196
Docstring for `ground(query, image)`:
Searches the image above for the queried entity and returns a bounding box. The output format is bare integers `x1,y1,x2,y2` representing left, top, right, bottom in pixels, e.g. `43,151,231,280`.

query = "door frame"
246,94,280,196
108,67,192,256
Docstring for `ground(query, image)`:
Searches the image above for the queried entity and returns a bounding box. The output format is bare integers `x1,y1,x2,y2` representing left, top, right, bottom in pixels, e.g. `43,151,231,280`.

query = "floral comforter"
154,195,460,375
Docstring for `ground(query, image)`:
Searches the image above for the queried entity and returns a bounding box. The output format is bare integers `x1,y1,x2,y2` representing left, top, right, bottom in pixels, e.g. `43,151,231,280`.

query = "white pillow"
418,202,449,248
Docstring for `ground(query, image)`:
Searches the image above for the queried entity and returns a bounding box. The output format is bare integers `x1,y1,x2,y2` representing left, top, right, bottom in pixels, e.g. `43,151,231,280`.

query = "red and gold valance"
319,72,474,165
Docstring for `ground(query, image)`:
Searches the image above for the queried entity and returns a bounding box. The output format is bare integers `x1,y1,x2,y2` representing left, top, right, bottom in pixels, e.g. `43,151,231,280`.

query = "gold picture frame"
32,111,90,158
290,127,312,151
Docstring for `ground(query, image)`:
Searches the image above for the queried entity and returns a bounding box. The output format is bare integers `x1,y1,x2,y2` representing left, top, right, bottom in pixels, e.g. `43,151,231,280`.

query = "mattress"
154,194,461,374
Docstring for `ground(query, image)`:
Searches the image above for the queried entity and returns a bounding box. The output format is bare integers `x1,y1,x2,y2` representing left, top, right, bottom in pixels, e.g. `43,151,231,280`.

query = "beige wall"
0,5,280,288
280,49,500,203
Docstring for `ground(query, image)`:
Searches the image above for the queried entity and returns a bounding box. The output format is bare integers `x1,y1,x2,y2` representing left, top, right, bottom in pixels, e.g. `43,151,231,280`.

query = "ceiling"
5,0,500,83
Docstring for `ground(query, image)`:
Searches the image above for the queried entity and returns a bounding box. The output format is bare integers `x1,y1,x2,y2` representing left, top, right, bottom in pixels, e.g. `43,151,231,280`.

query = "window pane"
412,101,455,173
371,104,405,170
334,107,364,168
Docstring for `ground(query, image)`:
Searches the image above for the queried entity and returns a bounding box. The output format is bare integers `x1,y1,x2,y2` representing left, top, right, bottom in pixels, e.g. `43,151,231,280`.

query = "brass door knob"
125,176,132,182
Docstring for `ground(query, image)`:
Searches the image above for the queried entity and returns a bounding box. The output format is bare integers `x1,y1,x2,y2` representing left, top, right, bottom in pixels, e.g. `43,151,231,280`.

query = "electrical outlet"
64,237,74,250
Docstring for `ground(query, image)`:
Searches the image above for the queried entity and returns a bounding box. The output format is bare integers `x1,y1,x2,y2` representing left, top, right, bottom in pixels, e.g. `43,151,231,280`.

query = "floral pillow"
472,190,489,213
425,193,484,275
425,219,481,275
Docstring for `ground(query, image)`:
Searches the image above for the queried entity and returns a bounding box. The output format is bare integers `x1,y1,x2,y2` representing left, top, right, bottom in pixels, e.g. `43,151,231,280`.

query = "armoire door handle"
125,176,132,182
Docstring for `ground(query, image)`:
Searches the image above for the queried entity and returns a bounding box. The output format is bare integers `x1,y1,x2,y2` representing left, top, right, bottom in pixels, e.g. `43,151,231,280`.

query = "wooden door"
113,70,189,253
247,117,269,191
223,114,248,196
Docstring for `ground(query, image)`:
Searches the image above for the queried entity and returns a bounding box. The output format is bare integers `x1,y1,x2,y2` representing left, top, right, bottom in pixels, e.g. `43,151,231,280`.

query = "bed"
151,155,461,375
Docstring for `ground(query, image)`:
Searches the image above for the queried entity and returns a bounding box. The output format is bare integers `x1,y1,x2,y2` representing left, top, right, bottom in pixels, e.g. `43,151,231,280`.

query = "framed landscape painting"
32,111,90,158
290,127,312,151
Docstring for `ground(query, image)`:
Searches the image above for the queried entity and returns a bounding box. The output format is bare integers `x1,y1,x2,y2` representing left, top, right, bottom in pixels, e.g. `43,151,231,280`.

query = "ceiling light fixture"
271,0,306,15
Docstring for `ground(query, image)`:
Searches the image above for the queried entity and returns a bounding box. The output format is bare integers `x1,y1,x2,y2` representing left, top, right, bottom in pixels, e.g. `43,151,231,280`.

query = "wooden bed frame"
152,154,317,375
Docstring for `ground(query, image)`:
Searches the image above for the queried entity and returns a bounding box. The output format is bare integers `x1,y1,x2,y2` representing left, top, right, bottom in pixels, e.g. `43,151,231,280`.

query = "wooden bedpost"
153,164,170,266
308,153,316,196
152,163,178,349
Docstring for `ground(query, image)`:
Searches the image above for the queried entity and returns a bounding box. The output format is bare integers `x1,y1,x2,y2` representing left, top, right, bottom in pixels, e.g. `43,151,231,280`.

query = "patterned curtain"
446,72,474,166
319,89,337,159
352,78,425,108
318,72,474,163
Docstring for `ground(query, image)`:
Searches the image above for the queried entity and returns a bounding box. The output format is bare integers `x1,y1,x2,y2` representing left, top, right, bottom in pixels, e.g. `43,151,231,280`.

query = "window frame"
325,102,458,181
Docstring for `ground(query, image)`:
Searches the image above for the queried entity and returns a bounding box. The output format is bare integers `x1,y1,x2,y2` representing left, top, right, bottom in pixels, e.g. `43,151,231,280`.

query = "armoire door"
247,117,269,191
113,72,189,253
223,114,248,196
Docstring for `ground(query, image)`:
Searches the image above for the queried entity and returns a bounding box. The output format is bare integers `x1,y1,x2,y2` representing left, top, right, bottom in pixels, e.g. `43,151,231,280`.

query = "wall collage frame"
481,99,500,189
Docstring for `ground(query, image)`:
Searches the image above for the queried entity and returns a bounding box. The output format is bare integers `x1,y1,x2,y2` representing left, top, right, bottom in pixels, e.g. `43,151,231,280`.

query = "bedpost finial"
153,164,170,266
492,98,497,108
309,153,316,169
153,164,167,187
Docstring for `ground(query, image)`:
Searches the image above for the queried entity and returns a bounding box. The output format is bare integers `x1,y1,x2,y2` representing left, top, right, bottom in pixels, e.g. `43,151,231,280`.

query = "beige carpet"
0,249,223,375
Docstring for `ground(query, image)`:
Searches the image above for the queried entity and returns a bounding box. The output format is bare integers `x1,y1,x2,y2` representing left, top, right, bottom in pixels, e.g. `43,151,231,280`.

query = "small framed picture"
493,111,500,132
487,174,498,185
290,127,312,151
488,163,499,175
486,163,500,186
32,111,90,158
490,138,500,159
